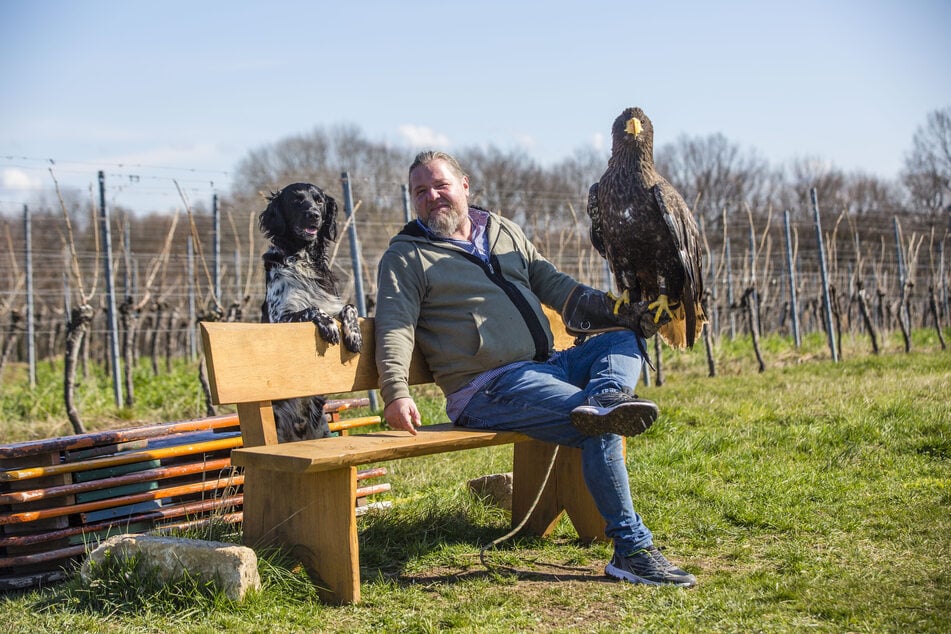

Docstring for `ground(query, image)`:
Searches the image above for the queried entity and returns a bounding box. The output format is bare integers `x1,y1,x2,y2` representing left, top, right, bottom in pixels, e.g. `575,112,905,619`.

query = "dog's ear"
258,191,284,239
321,194,339,242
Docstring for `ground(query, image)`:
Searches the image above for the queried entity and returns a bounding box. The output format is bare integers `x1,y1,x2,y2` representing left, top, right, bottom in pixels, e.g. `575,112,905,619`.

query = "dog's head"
258,183,339,253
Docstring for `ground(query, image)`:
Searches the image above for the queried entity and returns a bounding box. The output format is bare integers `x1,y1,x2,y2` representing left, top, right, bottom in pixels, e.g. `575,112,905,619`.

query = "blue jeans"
456,329,653,554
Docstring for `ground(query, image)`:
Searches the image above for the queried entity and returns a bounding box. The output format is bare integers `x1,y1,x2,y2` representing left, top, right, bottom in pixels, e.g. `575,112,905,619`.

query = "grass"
1,328,950,632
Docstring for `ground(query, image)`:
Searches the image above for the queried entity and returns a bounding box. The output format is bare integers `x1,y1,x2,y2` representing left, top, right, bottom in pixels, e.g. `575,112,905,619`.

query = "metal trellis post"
341,172,377,410
187,235,197,360
401,184,413,223
24,205,36,388
99,171,124,405
213,193,221,303
811,188,838,362
784,210,802,348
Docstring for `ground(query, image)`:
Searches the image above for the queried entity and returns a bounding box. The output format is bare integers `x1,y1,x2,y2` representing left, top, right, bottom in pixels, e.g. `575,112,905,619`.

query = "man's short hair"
408,151,467,183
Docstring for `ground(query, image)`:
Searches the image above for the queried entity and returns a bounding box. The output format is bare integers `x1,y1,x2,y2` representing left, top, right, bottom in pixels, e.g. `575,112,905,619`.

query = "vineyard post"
24,204,36,388
939,239,949,328
342,171,377,410
811,188,838,362
783,210,802,348
99,171,124,405
747,215,761,334
707,242,719,341
123,221,132,298
725,238,736,339
187,235,197,360
213,193,221,302
401,184,413,223
233,248,241,302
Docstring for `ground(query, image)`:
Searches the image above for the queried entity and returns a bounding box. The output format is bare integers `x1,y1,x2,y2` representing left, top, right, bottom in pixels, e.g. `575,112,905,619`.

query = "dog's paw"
339,304,362,353
311,310,340,345
343,328,363,353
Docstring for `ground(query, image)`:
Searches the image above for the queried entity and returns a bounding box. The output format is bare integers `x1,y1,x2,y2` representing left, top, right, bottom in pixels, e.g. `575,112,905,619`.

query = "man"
374,150,696,587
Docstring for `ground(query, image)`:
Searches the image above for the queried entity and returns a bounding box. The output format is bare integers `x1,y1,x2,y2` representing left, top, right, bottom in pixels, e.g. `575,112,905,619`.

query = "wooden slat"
0,474,244,525
0,436,242,482
0,495,243,548
0,457,233,504
0,415,239,460
200,307,573,406
232,423,526,474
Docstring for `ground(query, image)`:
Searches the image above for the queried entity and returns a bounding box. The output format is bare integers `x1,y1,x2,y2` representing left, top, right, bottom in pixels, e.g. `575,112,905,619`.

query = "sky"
2,0,950,215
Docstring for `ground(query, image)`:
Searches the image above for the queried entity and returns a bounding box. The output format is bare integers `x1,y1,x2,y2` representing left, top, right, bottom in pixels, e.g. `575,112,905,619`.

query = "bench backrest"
200,306,573,447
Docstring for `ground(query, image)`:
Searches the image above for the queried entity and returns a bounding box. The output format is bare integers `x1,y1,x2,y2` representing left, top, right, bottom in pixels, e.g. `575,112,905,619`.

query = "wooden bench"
200,307,609,605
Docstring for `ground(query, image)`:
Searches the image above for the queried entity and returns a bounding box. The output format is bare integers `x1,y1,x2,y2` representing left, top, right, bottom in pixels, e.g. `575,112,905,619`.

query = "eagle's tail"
657,282,706,350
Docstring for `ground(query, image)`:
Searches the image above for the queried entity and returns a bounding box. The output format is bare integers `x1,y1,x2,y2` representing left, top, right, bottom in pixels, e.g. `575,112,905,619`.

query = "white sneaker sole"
605,562,696,587
570,401,658,436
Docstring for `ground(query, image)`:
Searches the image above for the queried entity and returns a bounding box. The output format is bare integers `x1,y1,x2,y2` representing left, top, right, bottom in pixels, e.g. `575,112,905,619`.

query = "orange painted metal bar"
0,457,234,504
0,415,240,460
152,512,243,536
354,483,391,498
0,474,244,525
0,543,89,567
0,495,244,548
329,416,381,432
0,436,243,482
0,512,246,567
356,466,387,480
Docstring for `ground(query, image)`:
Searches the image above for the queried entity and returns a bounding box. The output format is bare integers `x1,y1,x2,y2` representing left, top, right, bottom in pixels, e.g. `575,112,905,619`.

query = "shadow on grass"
355,503,608,591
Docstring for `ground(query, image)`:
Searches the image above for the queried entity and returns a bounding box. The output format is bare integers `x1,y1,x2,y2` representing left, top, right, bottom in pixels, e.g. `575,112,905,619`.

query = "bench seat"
231,424,526,473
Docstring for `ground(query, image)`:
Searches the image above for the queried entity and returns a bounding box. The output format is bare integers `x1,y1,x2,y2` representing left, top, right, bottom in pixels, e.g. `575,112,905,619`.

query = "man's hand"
561,285,670,339
383,397,422,435
615,299,667,339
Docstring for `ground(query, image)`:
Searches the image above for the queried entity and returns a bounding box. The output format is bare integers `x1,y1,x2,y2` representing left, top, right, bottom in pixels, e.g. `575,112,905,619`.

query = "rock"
467,472,513,510
81,534,261,601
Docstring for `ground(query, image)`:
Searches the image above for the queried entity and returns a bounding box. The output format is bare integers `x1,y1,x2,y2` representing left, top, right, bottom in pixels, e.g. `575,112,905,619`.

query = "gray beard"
427,207,467,238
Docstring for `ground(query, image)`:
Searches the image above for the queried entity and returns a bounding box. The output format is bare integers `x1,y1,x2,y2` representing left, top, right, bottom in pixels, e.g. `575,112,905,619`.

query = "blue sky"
2,0,949,214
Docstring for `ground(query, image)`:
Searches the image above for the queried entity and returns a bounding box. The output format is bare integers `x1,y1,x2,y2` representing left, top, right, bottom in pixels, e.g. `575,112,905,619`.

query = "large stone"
467,472,513,510
81,534,261,601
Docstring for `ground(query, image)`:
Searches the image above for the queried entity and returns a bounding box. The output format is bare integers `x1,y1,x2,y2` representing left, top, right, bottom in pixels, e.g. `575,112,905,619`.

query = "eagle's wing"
586,182,606,259
653,182,705,346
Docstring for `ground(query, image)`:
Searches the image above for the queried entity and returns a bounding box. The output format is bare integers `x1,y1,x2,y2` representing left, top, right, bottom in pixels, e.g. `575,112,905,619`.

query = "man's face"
409,159,469,238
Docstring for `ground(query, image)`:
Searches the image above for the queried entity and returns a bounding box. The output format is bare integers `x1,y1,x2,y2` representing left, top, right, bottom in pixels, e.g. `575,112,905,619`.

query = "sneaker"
570,390,658,436
606,545,697,587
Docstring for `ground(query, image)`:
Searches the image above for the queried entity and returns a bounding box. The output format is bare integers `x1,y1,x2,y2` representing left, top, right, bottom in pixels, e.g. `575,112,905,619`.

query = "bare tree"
901,106,951,216
655,132,771,231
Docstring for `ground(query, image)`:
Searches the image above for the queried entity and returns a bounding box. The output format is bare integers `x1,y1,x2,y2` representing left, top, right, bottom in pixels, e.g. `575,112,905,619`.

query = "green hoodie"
374,210,578,406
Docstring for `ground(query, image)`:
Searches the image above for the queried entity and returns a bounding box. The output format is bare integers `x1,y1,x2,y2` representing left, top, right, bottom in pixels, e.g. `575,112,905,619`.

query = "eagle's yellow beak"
625,117,642,136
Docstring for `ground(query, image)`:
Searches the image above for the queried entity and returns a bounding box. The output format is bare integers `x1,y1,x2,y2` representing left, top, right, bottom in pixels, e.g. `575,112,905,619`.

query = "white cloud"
512,133,536,152
397,124,451,148
2,168,43,190
591,132,606,152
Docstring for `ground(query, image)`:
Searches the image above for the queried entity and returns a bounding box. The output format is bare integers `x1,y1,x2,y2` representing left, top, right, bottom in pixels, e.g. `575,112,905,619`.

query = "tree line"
1,108,949,429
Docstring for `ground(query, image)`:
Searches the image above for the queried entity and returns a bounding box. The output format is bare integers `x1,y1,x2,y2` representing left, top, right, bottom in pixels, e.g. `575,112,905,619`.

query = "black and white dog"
258,182,362,442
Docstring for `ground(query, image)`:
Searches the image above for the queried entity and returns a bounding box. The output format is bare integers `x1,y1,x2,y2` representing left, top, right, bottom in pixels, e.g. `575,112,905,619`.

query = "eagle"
587,106,706,349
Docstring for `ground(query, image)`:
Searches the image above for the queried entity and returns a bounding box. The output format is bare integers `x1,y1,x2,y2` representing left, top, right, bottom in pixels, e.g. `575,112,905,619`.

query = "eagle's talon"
607,289,630,315
648,294,676,324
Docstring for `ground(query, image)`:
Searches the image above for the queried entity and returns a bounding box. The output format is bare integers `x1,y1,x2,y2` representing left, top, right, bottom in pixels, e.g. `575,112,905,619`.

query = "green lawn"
2,330,949,632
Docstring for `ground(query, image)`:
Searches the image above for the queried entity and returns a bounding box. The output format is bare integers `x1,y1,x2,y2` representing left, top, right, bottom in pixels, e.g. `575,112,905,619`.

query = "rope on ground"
478,445,560,572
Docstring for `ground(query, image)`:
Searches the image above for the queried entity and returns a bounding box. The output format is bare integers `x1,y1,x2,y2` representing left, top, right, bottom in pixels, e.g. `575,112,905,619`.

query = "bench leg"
241,465,361,604
511,439,609,542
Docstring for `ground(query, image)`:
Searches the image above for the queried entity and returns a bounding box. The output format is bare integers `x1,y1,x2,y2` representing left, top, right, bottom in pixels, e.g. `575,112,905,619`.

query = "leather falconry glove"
560,285,668,340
